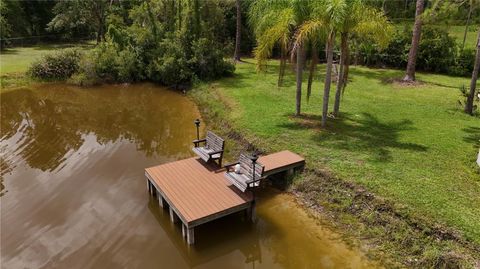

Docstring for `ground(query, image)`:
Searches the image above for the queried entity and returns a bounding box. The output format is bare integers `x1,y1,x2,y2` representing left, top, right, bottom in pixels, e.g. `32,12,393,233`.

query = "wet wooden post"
187,227,195,245
157,190,164,208
169,207,179,223
182,224,187,238
146,178,151,194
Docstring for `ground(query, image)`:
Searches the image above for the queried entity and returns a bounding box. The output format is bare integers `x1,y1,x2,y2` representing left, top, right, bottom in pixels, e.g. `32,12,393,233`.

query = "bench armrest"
193,139,207,147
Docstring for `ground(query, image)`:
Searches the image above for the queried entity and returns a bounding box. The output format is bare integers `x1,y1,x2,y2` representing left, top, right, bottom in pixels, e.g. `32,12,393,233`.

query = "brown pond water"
1,83,378,268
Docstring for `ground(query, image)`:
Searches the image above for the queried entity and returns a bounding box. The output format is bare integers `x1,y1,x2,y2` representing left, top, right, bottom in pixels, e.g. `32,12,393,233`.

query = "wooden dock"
145,150,305,245
145,158,254,244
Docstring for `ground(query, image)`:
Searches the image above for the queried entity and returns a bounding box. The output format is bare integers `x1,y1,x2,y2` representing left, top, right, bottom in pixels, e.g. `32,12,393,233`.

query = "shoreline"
189,80,480,268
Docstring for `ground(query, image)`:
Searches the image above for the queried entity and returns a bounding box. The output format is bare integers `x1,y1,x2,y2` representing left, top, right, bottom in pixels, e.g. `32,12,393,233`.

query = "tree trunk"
342,41,350,95
403,0,424,82
295,44,305,116
333,33,348,117
278,46,287,87
465,30,480,115
307,43,318,103
462,2,473,51
322,32,335,127
233,0,241,62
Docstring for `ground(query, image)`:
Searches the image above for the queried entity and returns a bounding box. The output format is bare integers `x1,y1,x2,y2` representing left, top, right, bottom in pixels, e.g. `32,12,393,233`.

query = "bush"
147,38,193,85
450,48,475,77
28,49,82,80
190,38,235,80
94,43,141,83
417,26,456,74
360,25,474,77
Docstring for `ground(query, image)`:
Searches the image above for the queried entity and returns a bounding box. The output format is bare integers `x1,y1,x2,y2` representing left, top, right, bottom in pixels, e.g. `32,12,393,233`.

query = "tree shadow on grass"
463,126,480,148
279,112,428,162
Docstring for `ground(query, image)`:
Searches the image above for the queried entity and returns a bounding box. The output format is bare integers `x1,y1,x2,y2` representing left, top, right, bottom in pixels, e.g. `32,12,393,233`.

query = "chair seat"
192,147,221,162
224,172,259,192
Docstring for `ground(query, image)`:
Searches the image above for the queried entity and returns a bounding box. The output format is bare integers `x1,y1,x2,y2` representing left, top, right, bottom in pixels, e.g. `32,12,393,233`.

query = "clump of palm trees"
249,0,392,127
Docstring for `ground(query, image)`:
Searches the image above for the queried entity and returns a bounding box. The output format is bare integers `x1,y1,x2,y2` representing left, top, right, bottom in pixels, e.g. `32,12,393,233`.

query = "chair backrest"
238,154,264,181
205,131,225,152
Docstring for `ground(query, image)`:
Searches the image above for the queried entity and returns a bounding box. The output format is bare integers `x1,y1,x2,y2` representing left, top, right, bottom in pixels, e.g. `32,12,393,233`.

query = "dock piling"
187,228,195,245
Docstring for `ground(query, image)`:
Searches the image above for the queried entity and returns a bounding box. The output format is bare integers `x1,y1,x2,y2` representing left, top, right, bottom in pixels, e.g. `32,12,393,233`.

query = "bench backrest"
238,154,264,181
205,131,225,152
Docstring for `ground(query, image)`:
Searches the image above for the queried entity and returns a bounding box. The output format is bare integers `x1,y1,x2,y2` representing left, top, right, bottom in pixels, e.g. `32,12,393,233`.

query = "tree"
332,2,392,117
249,0,311,116
233,0,241,62
403,0,425,82
465,29,480,115
48,0,110,43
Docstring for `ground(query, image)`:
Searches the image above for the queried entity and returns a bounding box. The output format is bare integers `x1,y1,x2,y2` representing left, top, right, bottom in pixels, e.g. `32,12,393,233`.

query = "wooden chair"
192,131,225,166
224,154,265,192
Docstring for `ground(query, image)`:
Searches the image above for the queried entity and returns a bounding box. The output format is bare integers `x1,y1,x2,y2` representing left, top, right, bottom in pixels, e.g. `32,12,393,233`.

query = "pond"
1,83,378,268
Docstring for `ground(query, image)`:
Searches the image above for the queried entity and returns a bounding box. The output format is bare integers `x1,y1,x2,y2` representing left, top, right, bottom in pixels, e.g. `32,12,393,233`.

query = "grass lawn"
0,43,93,91
0,43,93,75
205,59,480,245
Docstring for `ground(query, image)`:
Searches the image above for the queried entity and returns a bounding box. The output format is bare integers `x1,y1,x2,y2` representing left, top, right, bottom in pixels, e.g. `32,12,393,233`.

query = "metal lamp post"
194,119,200,140
250,152,258,186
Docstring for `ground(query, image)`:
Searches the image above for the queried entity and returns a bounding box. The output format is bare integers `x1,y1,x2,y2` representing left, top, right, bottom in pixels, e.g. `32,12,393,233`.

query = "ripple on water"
1,83,379,268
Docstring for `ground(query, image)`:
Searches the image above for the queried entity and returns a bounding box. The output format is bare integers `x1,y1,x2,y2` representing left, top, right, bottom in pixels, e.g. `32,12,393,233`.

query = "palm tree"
233,0,241,62
403,0,425,82
294,0,346,127
332,2,392,117
465,28,480,115
249,0,311,116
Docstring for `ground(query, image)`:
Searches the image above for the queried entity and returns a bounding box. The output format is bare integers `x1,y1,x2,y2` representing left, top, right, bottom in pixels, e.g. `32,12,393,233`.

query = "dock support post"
182,224,187,238
157,191,164,208
287,168,294,177
169,207,179,223
187,227,195,245
147,179,151,194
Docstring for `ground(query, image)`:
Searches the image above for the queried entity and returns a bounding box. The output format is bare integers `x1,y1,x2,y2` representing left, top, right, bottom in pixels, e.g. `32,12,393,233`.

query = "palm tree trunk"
462,1,473,51
342,41,350,95
233,0,241,62
278,46,287,87
403,0,424,82
322,32,335,127
307,43,318,103
465,29,480,115
333,33,348,117
295,44,304,116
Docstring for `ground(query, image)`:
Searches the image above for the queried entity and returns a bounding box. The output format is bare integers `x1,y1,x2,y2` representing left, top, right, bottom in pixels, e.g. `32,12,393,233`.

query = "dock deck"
145,157,254,244
145,150,305,245
259,150,305,177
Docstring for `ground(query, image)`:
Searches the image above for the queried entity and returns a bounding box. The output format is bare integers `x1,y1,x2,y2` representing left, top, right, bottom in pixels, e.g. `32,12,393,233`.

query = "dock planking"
145,157,254,244
259,150,305,177
145,150,304,245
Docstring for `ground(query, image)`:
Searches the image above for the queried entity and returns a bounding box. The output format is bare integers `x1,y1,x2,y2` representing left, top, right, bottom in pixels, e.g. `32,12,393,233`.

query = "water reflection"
1,83,378,268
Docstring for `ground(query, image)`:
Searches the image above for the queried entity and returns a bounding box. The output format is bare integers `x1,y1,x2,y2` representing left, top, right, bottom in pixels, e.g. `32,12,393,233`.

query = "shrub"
190,38,235,80
93,42,142,82
147,38,193,86
450,48,475,77
28,49,82,80
417,26,456,74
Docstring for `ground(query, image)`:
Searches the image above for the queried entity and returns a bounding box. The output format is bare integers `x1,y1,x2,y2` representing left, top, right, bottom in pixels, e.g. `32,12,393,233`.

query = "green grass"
0,43,94,91
205,59,480,245
395,23,478,49
0,43,93,75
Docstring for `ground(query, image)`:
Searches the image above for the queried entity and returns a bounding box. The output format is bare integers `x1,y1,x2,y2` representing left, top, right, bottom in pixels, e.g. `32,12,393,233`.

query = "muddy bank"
190,83,480,268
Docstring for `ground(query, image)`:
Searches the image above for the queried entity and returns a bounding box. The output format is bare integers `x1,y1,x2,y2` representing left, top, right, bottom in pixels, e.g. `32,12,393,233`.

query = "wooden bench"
192,131,225,166
224,154,265,192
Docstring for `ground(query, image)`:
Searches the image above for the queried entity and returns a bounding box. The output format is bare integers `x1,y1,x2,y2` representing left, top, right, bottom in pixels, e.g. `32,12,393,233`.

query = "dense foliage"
28,49,82,80
359,25,475,76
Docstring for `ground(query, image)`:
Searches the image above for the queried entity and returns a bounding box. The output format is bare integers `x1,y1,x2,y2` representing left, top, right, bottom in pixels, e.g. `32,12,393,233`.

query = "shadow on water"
279,112,427,162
